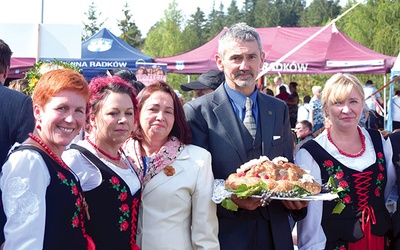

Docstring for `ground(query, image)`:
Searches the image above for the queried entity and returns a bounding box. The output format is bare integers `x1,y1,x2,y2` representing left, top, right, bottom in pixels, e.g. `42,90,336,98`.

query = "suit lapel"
213,87,248,163
258,93,274,156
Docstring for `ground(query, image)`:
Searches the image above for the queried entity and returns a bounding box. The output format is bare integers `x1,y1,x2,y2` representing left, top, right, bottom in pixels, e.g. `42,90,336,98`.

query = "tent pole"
256,2,361,79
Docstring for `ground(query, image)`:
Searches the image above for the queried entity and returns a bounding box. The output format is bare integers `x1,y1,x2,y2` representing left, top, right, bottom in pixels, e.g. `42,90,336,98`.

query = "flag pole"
256,2,361,80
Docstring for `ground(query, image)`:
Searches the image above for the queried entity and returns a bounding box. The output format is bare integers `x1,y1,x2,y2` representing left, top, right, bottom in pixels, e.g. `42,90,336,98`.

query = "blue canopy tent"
386,52,400,131
42,28,153,81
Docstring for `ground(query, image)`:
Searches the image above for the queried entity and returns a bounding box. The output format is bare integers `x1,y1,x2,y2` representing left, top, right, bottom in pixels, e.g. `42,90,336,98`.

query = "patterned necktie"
243,97,256,139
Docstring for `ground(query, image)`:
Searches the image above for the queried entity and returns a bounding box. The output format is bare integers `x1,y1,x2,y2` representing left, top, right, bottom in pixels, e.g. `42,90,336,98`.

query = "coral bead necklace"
327,126,366,158
86,136,121,161
28,133,70,171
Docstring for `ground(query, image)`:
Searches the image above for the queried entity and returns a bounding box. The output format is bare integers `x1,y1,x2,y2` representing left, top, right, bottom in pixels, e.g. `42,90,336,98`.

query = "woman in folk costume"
1,69,94,249
295,73,395,250
63,75,141,250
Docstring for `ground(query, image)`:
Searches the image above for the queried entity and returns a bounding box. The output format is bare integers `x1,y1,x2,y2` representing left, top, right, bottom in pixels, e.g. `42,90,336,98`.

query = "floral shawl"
123,136,183,187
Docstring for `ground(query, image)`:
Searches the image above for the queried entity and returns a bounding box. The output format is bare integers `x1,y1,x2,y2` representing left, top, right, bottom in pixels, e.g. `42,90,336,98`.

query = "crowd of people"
1,21,400,250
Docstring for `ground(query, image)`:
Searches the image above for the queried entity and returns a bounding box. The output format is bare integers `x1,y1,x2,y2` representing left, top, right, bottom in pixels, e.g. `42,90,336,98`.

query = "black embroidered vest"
71,144,141,250
302,129,391,249
0,145,90,250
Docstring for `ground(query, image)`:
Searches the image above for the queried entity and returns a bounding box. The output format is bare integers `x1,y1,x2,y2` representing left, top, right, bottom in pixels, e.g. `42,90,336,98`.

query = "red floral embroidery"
71,185,78,195
339,181,349,189
58,172,66,181
119,189,128,201
120,204,130,213
72,212,80,228
324,160,334,168
342,195,351,204
119,220,129,231
111,176,120,186
375,188,381,196
333,244,346,250
109,176,133,233
375,151,385,197
57,171,86,229
76,197,82,207
335,171,344,180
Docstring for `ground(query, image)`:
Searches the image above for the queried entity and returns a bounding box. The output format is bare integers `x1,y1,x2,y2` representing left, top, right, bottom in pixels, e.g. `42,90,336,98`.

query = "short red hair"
32,69,89,108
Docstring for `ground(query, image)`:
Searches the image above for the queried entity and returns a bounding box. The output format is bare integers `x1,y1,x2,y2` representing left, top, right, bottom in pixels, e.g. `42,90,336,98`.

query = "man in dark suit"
184,23,308,250
0,39,35,167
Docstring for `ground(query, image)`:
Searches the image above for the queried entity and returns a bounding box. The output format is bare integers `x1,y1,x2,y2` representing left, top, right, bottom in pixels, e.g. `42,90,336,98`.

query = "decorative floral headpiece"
24,59,81,95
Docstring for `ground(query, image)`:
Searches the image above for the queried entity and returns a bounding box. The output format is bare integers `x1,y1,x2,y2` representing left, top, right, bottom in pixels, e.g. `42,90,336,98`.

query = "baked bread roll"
225,156,321,195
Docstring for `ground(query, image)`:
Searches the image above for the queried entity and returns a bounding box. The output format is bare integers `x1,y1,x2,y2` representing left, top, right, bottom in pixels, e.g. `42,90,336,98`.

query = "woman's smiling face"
35,89,86,151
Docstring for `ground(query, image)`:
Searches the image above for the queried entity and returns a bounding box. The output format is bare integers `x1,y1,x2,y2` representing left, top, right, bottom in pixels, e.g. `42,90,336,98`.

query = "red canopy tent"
154,26,396,75
9,57,36,79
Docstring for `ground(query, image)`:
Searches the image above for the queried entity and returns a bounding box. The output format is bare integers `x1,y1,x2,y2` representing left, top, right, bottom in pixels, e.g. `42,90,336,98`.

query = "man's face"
215,39,264,89
295,124,310,139
194,88,214,99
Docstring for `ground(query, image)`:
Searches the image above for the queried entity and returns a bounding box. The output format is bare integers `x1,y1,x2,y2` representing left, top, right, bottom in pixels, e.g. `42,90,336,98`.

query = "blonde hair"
38,62,65,75
321,73,365,121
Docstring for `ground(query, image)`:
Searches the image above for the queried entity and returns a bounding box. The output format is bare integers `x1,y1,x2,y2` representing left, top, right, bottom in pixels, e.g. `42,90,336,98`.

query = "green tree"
226,0,242,27
205,2,226,40
241,0,257,27
276,0,306,27
254,0,278,27
299,0,342,27
82,2,105,41
336,0,400,92
143,0,184,58
118,2,143,49
181,7,207,52
338,0,400,57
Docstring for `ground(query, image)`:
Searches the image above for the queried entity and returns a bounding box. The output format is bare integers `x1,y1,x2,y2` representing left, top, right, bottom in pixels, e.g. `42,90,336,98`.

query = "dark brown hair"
0,39,12,75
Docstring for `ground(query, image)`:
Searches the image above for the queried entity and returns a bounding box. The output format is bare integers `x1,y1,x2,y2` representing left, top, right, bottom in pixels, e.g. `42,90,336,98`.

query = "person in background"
183,22,307,250
174,89,185,106
63,75,141,250
276,85,290,101
266,88,274,96
0,39,35,168
286,81,299,128
274,76,290,95
180,69,225,99
294,120,313,155
1,69,94,250
297,95,311,122
122,80,219,250
389,90,400,130
112,67,145,94
310,85,325,134
384,131,400,249
295,73,394,250
363,80,384,129
8,78,29,95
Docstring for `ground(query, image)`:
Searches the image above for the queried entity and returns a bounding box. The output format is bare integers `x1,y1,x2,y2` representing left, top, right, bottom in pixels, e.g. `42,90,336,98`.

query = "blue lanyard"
141,156,150,178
